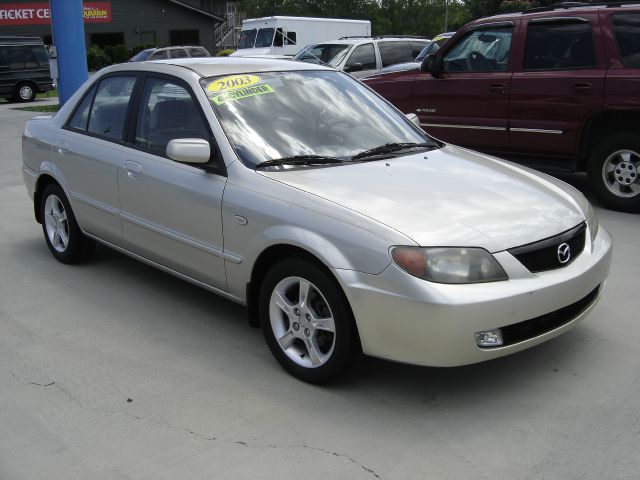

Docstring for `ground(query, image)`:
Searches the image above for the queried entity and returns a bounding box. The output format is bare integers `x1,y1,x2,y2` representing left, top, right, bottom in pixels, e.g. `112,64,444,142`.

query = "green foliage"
86,45,111,70
103,44,130,64
216,49,236,56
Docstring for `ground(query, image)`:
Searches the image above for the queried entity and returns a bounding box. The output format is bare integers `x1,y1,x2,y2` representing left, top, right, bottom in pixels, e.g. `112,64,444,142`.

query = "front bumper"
334,226,612,367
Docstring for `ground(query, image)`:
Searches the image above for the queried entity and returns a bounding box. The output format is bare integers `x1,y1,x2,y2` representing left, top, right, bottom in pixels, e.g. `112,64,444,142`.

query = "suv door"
117,75,228,290
344,43,377,78
413,24,514,151
510,16,605,157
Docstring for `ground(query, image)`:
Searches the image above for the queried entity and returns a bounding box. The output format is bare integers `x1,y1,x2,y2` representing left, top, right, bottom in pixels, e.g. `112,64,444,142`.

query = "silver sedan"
22,58,612,383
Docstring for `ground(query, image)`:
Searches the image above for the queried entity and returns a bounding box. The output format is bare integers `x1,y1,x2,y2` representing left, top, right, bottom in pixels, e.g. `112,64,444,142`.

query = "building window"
90,32,125,47
170,30,200,46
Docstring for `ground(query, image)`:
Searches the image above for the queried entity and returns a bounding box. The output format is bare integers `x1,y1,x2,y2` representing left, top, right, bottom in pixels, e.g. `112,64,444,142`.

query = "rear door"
344,43,377,78
412,23,515,151
510,15,605,157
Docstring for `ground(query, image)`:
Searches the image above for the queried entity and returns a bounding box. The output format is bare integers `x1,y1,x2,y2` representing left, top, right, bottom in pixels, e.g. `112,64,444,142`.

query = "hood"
258,145,587,252
230,48,274,57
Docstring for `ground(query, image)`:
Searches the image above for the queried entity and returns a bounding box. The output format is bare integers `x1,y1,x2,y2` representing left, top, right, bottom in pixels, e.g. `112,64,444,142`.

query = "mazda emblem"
557,243,571,264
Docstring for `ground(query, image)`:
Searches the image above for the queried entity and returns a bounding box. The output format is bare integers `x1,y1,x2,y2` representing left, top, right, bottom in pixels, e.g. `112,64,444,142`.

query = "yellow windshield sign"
211,84,275,105
207,75,262,93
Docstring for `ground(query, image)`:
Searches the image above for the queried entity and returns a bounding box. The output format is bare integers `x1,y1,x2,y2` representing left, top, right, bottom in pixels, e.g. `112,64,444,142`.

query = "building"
0,0,229,54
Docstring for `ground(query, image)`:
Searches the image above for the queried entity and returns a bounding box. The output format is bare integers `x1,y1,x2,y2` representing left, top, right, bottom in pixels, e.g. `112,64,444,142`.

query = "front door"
117,75,228,290
413,24,515,152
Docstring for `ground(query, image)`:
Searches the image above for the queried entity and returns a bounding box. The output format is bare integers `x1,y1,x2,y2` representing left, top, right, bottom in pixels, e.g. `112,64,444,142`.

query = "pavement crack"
11,371,55,387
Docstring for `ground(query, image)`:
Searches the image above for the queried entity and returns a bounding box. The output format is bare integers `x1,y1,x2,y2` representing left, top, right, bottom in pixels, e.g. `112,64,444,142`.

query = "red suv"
363,3,640,211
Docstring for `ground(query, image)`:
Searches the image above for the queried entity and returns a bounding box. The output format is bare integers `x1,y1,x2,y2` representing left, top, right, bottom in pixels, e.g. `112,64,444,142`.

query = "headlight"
586,202,599,246
391,247,508,284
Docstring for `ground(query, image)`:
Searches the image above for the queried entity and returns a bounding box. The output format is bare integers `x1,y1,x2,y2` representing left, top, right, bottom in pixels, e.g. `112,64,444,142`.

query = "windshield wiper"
350,142,436,161
256,155,344,169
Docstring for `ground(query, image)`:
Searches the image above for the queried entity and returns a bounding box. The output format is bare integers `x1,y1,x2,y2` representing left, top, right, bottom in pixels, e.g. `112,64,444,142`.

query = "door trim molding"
510,128,564,135
421,123,507,131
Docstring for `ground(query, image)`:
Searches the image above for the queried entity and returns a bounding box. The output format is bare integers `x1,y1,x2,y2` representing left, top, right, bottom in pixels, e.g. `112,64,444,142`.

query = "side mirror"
405,113,421,127
166,138,210,164
345,62,363,73
421,54,439,75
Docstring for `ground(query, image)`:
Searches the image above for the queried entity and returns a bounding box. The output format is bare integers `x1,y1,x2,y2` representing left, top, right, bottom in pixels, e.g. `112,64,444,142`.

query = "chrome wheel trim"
269,276,336,369
19,85,34,100
44,194,69,253
602,149,640,198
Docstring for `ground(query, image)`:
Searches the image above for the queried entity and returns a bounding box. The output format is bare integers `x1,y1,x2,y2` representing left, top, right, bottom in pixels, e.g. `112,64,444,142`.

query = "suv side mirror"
421,54,440,75
345,62,363,73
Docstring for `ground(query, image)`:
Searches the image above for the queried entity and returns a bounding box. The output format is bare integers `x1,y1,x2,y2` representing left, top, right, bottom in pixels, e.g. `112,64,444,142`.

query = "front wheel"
588,132,640,212
41,184,95,263
259,257,360,384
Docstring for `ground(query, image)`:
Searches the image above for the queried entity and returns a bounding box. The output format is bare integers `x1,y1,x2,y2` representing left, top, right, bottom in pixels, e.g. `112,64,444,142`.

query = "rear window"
612,13,640,68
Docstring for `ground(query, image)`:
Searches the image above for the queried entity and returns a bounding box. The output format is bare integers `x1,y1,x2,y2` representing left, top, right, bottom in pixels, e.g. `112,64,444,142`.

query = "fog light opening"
475,329,503,348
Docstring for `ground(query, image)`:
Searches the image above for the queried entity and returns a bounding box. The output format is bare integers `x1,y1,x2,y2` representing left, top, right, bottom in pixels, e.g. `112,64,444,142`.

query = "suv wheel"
259,257,360,384
588,132,640,212
15,82,36,102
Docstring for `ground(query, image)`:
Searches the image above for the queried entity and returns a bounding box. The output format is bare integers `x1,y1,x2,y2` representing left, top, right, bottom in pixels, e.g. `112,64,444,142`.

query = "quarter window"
87,76,136,141
524,21,596,70
346,44,376,70
612,14,640,68
443,27,513,72
134,78,210,158
68,85,97,131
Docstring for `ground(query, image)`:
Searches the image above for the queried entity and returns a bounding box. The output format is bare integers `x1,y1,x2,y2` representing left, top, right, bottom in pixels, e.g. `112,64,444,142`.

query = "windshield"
201,71,434,167
293,44,351,65
238,29,257,49
255,28,275,48
130,49,153,61
416,36,451,61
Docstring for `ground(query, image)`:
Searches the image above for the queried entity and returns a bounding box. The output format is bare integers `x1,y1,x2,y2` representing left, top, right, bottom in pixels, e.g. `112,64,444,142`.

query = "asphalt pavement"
1,101,639,480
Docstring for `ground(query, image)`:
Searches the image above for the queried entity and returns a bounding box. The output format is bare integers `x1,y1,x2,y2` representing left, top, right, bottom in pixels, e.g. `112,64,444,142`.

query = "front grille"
495,285,600,347
509,223,586,273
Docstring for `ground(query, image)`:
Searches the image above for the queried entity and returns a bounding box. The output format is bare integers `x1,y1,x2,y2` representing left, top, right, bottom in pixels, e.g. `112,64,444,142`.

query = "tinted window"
87,76,136,141
188,47,209,57
169,48,188,59
255,28,275,48
32,46,49,66
149,50,168,60
286,31,297,45
444,27,512,72
613,14,640,68
378,41,408,67
135,78,210,157
238,29,257,49
4,46,42,70
524,21,596,70
294,44,350,65
68,85,97,131
346,44,376,70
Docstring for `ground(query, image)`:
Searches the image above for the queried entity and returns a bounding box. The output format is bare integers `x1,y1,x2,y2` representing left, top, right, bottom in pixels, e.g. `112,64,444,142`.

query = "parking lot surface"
1,103,639,480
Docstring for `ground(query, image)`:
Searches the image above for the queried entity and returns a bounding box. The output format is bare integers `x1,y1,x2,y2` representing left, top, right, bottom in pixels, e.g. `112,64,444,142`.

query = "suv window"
87,76,137,141
4,46,44,70
378,41,409,67
444,27,512,72
169,48,188,59
409,41,426,59
149,50,168,60
524,20,596,70
346,43,376,70
188,47,209,57
135,78,210,158
612,14,640,68
68,85,97,131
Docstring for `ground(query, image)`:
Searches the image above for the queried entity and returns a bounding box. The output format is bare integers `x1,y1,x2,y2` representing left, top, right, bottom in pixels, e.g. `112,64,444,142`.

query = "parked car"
22,57,611,383
363,3,640,212
129,45,210,62
292,36,429,78
369,32,455,76
0,36,54,102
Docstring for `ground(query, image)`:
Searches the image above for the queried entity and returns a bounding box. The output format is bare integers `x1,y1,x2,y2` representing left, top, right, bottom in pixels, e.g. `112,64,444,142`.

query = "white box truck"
230,16,371,57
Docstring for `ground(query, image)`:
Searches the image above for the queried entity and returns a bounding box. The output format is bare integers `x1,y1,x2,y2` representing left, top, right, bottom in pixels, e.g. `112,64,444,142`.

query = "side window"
524,21,596,70
409,41,426,59
135,78,211,159
346,44,376,70
149,50,168,60
378,41,407,67
274,28,284,47
87,76,137,141
188,47,209,57
443,27,513,72
31,46,50,66
169,48,188,59
612,14,640,68
7,46,28,70
286,31,296,45
68,85,97,131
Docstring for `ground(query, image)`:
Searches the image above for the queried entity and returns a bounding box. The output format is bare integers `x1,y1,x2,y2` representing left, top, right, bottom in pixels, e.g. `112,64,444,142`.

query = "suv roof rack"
337,35,430,40
337,36,372,40
525,1,639,13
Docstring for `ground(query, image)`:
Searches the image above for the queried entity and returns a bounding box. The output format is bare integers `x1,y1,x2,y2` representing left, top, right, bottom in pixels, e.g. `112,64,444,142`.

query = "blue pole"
49,0,89,106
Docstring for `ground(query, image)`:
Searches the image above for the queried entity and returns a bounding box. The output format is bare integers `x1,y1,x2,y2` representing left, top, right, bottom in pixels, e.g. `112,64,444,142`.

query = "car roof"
107,56,327,77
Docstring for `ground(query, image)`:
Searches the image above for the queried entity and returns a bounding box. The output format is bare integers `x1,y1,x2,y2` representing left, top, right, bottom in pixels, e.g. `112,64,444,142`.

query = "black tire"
259,257,360,384
588,132,640,212
40,184,95,263
15,82,36,102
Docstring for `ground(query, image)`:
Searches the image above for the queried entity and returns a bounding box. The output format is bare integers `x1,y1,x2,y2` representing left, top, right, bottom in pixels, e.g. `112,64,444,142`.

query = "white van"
230,16,371,57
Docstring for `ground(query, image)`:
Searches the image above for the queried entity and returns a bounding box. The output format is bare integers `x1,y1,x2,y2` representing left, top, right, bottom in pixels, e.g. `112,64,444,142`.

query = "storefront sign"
0,2,111,25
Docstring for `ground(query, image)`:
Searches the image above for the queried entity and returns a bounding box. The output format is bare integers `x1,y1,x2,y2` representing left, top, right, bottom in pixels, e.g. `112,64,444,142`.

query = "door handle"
573,83,592,94
124,161,143,177
56,140,69,152
489,83,507,94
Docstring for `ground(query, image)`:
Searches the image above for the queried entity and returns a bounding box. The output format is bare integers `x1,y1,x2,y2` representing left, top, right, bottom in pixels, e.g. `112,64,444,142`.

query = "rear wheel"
15,82,36,102
588,132,640,212
41,184,95,263
259,257,360,384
